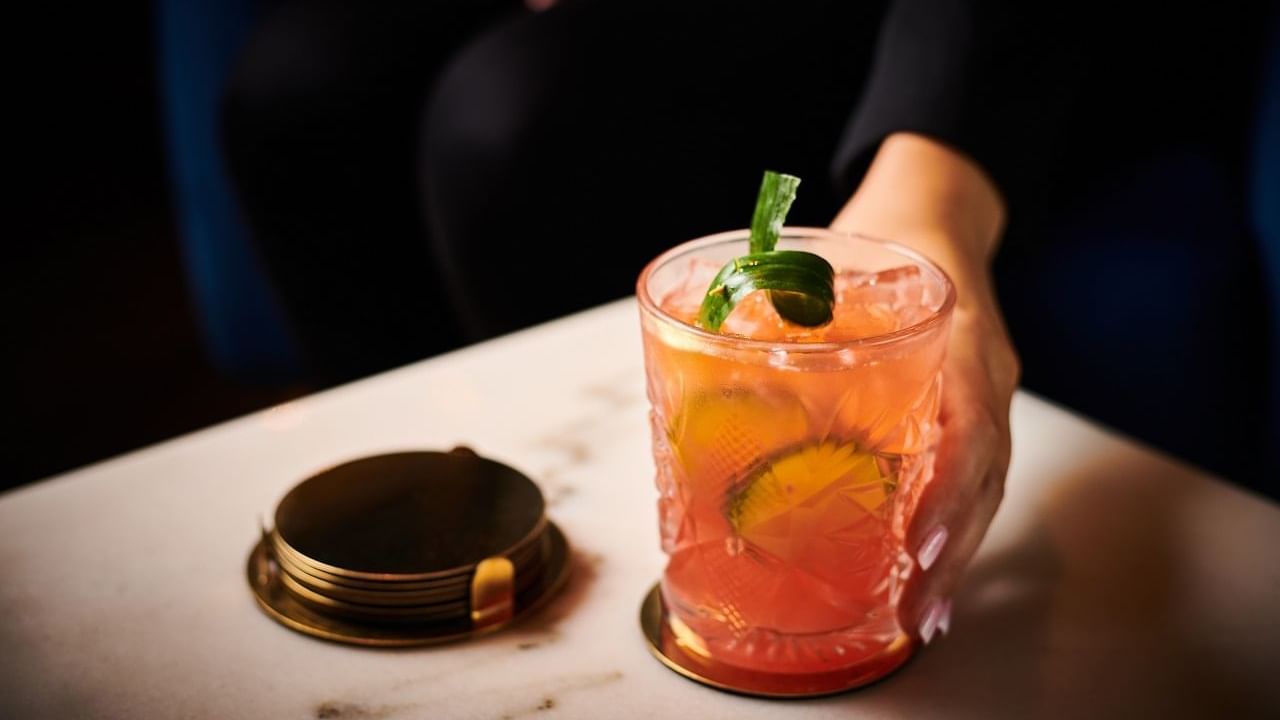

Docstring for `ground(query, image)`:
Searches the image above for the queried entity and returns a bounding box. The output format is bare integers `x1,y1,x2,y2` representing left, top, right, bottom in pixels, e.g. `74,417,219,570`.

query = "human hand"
831,132,1017,645
898,300,1018,644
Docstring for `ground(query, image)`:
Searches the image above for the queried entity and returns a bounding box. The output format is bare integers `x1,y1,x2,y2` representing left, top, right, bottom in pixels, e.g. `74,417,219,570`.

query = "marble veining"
494,672,625,720
313,700,405,719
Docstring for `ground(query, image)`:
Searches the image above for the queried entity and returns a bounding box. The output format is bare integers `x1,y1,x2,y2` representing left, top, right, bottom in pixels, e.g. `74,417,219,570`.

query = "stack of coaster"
247,449,569,646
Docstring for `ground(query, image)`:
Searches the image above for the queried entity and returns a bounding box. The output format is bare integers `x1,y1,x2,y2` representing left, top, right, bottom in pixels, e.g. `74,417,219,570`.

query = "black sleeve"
830,0,1097,214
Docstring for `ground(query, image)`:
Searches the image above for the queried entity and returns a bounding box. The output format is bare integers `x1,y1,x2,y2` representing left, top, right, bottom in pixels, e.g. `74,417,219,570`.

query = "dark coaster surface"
275,450,545,576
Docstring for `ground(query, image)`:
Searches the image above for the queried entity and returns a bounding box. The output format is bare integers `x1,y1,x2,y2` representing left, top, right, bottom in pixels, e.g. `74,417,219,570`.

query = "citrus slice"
670,388,809,490
725,440,888,536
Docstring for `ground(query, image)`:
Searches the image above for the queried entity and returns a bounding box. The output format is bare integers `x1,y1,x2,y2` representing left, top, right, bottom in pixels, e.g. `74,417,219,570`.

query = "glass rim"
636,227,957,353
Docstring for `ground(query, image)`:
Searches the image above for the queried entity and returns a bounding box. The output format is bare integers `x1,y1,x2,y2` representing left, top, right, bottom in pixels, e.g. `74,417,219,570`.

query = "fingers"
897,371,1008,644
907,314,1013,556
900,464,1004,640
905,393,999,554
891,296,1019,646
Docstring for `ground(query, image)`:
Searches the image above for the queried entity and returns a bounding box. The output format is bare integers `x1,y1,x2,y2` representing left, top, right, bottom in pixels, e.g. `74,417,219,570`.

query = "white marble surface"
2,299,1278,719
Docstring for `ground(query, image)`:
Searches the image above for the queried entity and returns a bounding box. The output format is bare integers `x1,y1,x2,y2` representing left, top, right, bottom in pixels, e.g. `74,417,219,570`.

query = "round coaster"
274,450,546,580
639,583,915,698
269,537,474,592
248,522,571,646
277,572,471,621
272,548,473,604
274,560,470,606
275,534,549,613
272,523,550,587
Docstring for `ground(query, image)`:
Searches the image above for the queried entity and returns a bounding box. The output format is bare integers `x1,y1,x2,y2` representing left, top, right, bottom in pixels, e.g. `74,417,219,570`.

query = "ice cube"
661,260,939,343
720,290,791,341
658,257,723,324
821,266,937,341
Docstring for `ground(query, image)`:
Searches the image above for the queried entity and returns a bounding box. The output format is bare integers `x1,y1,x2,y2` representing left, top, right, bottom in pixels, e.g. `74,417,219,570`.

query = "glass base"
639,583,915,698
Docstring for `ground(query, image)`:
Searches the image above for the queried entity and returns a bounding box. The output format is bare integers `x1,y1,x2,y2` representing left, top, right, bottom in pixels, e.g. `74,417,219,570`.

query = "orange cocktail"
638,228,954,690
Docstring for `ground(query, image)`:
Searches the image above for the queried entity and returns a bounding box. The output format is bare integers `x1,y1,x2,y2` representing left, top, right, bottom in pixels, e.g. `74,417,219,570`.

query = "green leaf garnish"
697,251,835,330
698,171,835,331
749,171,801,254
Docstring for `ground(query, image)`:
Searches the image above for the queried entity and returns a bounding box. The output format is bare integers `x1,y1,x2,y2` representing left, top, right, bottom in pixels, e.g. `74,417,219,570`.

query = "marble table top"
2,299,1277,719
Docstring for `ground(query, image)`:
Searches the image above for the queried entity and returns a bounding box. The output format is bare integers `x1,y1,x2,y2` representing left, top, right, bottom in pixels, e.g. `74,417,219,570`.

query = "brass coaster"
273,553,461,602
278,572,471,621
272,523,549,587
275,561,471,606
275,522,549,583
270,537,474,592
639,583,915,698
276,537,548,612
270,521,550,609
274,450,546,581
248,522,571,646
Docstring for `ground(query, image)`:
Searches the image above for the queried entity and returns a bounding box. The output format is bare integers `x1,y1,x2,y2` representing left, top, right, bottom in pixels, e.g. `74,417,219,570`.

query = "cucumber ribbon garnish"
697,171,835,331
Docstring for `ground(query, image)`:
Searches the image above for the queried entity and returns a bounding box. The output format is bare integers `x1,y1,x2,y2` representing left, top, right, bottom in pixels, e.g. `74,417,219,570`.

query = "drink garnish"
748,170,800,254
725,441,888,537
698,171,835,331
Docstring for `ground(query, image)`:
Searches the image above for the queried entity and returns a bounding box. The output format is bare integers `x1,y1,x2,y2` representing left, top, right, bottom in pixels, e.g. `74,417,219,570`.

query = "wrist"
831,132,1005,314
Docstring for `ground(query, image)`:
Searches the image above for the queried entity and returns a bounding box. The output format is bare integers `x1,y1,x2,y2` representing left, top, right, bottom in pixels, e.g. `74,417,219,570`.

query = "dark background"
4,4,1276,495
4,5,310,491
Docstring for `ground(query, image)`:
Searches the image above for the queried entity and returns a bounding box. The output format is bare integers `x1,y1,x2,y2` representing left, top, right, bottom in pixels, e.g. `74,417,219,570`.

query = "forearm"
832,132,1006,315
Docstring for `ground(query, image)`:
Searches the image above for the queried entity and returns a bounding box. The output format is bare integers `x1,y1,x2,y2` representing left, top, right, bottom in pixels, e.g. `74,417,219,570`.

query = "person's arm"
832,131,1018,644
834,132,1004,316
826,0,1100,645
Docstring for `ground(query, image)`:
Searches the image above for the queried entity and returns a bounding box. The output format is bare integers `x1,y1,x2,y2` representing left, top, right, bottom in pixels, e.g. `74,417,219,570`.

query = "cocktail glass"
637,227,955,696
